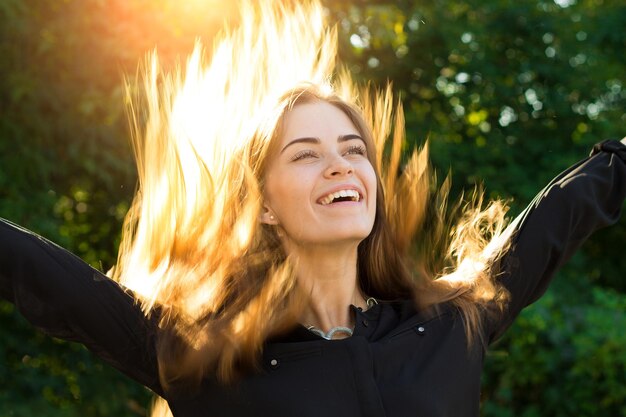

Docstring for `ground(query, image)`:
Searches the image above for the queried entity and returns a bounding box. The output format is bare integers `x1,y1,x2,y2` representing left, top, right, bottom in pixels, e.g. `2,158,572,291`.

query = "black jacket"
1,140,625,416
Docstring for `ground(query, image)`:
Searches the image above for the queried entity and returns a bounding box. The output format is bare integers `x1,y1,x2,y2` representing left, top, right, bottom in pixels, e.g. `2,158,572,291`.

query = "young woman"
1,1,625,416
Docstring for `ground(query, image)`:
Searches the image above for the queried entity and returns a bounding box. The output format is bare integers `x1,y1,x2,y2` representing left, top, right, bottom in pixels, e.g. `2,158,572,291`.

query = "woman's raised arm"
0,218,164,395
488,139,626,343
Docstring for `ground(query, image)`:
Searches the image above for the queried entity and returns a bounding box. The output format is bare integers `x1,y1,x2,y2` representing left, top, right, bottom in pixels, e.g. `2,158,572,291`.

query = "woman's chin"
288,229,372,249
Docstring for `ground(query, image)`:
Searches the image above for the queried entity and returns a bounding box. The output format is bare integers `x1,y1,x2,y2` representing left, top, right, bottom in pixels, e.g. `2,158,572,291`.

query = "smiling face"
262,100,377,249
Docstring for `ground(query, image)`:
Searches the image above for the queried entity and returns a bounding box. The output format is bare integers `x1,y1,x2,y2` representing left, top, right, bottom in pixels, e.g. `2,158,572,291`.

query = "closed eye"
344,144,367,157
291,149,318,161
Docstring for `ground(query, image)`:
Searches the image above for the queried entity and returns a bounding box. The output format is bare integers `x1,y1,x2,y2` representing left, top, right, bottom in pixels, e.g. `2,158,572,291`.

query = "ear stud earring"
269,215,275,221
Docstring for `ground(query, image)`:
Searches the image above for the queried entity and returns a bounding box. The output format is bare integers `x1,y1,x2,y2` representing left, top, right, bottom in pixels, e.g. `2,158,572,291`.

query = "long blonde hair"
112,0,513,393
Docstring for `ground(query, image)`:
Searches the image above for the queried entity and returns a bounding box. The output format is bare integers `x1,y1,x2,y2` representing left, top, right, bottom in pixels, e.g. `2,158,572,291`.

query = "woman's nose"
324,154,353,177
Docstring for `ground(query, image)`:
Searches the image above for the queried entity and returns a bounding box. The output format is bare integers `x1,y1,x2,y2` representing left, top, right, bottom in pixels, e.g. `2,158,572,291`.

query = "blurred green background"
0,0,624,415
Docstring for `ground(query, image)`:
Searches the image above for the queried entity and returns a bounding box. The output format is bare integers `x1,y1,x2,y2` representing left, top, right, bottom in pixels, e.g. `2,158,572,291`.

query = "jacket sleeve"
488,139,626,343
0,218,164,396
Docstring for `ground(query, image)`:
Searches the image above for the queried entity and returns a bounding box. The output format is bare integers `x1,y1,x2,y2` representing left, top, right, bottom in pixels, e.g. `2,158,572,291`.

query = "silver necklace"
306,297,378,340
365,297,378,308
306,325,354,340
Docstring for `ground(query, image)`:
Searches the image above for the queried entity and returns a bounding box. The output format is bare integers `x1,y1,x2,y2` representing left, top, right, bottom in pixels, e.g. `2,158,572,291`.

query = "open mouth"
318,189,362,205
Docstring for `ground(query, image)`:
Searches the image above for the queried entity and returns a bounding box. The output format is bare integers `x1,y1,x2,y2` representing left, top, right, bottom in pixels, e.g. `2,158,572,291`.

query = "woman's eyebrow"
280,137,320,154
280,134,365,154
338,134,365,144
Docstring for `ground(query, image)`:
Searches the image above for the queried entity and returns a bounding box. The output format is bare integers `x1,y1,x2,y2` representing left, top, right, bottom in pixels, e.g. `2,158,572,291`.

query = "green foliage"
0,0,624,415
483,287,626,417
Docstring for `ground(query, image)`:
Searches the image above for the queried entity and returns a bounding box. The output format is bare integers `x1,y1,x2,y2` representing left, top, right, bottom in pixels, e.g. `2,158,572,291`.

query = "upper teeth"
319,189,361,205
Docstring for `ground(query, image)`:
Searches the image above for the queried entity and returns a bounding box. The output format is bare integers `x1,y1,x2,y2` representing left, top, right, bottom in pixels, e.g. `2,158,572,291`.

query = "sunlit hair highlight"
111,0,515,398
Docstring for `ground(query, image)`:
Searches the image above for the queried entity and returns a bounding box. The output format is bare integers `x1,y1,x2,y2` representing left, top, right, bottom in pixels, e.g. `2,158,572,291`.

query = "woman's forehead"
280,101,360,143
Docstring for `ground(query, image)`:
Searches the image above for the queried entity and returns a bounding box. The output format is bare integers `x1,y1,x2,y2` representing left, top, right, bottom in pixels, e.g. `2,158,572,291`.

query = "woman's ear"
260,206,279,225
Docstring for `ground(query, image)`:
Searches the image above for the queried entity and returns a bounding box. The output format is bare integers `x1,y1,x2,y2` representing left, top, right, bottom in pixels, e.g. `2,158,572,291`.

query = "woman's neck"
287,242,368,336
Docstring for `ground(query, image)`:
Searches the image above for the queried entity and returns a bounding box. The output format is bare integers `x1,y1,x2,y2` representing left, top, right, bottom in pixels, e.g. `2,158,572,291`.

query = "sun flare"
115,0,341,318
